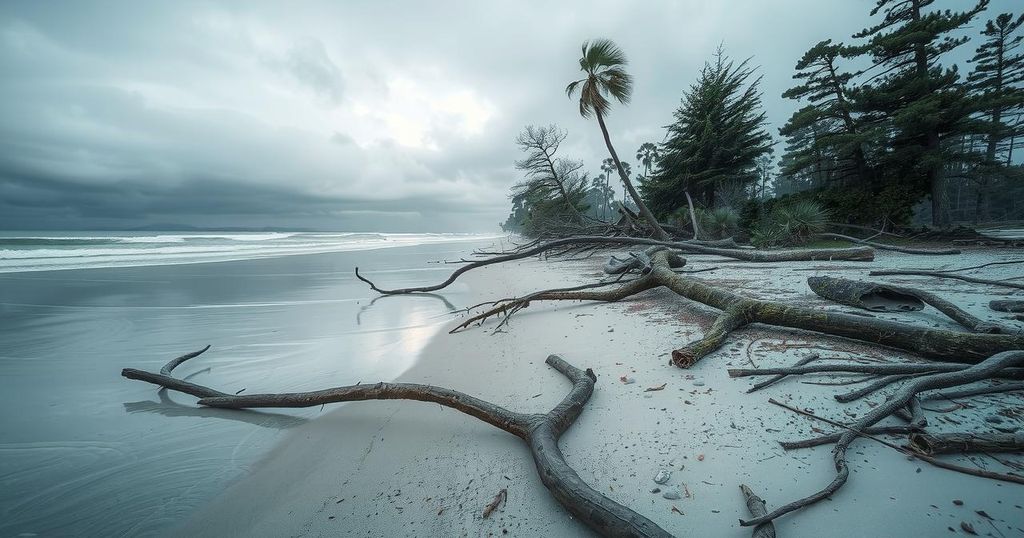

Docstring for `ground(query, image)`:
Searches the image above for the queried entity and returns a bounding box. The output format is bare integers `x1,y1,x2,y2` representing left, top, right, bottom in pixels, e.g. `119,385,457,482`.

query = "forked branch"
122,348,673,538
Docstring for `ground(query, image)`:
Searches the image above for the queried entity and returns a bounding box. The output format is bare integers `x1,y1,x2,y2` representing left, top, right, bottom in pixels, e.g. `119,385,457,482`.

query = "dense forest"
502,0,1024,240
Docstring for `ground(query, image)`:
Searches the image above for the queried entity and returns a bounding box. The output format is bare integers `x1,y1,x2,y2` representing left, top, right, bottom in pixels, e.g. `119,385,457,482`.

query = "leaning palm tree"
567,39,669,240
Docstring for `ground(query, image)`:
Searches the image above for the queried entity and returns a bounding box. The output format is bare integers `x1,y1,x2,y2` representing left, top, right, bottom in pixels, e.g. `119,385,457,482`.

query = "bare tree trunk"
595,110,670,240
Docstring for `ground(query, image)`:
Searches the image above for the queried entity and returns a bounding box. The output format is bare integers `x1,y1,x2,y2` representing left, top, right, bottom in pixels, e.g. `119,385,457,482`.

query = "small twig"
482,488,508,518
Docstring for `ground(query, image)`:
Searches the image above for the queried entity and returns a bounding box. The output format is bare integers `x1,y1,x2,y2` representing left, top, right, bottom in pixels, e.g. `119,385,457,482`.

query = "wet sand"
0,238,505,537
177,247,1024,537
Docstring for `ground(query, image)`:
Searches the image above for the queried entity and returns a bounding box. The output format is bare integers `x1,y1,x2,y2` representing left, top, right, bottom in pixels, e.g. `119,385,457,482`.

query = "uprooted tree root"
122,348,674,538
352,236,1024,533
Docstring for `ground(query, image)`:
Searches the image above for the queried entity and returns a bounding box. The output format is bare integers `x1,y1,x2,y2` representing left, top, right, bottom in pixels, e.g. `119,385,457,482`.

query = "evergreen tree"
965,12,1024,220
847,0,989,227
779,40,875,188
642,48,772,215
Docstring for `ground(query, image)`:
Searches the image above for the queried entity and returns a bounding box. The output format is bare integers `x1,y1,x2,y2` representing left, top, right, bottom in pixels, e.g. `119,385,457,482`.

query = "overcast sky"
1,0,1017,232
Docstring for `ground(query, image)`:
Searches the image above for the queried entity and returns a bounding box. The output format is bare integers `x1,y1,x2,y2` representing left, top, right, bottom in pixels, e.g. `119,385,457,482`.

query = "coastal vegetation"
503,0,1024,239
124,1,1024,536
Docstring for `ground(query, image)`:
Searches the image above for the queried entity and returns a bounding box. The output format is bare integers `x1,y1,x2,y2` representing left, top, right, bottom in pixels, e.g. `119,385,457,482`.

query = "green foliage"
641,47,772,214
701,207,740,239
779,40,875,189
844,0,990,226
749,199,829,248
566,39,633,119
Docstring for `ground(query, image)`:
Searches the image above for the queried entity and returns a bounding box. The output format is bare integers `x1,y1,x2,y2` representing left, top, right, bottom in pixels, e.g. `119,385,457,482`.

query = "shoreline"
175,247,1023,537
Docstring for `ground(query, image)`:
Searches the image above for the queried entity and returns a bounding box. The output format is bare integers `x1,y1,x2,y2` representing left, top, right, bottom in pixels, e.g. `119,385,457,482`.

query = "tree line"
503,0,1024,237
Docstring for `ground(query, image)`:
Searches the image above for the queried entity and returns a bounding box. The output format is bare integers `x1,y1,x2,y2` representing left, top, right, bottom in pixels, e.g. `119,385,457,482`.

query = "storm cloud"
0,1,1014,231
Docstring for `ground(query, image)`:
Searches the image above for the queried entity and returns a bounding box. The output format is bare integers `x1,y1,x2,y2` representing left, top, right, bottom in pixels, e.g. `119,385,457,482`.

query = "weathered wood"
746,353,820,393
868,269,1024,291
780,425,921,450
991,300,1024,313
833,374,920,403
356,236,875,294
909,432,1024,455
807,276,1006,333
730,362,1024,380
920,381,1024,401
645,252,1024,365
816,233,960,255
808,276,924,312
740,351,1024,527
739,484,776,538
124,350,673,538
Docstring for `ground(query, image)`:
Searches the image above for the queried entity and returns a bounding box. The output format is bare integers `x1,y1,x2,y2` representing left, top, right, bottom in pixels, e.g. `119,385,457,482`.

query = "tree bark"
595,109,670,241
816,233,960,255
123,349,674,538
909,432,1024,456
868,269,1024,291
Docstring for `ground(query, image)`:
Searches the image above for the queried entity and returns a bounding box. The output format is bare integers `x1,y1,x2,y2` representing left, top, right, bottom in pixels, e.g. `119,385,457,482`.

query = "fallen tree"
353,239,1024,531
444,250,1024,366
356,236,874,294
806,275,1009,334
816,232,960,255
729,351,1024,527
869,268,1024,291
122,348,674,538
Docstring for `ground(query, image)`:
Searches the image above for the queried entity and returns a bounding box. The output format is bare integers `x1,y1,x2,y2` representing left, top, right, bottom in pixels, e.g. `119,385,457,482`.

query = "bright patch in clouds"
348,77,495,150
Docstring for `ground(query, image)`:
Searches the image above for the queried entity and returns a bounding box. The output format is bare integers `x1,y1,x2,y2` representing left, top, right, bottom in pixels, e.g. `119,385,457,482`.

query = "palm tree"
567,39,669,240
635,142,660,180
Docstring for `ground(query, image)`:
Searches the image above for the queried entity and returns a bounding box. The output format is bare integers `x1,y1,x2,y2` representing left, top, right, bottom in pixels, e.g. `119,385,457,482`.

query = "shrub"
700,207,740,239
750,199,829,248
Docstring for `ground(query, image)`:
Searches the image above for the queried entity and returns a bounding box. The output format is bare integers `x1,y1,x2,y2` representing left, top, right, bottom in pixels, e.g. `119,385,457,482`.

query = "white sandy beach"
175,247,1024,537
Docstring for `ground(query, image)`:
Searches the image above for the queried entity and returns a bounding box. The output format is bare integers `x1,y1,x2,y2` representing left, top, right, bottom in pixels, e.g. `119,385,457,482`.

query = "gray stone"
662,486,682,500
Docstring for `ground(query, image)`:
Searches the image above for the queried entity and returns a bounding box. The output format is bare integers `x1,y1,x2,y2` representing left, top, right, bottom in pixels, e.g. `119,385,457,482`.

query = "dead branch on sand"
122,348,673,538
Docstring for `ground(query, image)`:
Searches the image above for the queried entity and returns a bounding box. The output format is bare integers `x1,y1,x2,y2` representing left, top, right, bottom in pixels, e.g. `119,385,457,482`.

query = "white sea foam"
0,232,502,273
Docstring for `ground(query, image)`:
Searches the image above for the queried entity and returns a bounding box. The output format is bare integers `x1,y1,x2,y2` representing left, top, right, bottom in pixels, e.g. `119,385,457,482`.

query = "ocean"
0,231,505,536
0,231,499,273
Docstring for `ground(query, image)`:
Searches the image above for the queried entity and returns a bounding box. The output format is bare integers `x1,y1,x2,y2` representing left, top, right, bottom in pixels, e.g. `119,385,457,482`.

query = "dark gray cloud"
0,0,1016,231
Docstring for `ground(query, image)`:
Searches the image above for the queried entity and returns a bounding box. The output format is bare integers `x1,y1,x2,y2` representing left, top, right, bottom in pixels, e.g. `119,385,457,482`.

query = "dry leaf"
671,505,683,515
645,383,667,392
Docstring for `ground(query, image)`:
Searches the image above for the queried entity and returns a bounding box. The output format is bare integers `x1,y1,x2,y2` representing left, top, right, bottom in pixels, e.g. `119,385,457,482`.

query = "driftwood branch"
356,236,874,295
740,351,1024,527
447,250,1024,365
739,484,776,538
123,349,673,538
909,432,1024,455
746,353,820,393
816,233,960,255
807,276,1007,334
868,269,1024,291
991,300,1024,313
729,362,1024,380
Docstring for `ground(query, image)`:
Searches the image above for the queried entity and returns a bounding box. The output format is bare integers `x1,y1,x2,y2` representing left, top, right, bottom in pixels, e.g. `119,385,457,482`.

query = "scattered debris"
654,470,672,484
645,383,667,392
482,488,508,519
662,486,682,500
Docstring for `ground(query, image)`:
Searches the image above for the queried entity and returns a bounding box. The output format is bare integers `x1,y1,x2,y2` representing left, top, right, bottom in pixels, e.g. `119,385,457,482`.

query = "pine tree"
848,0,989,227
966,11,1024,184
643,48,772,215
779,40,875,188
